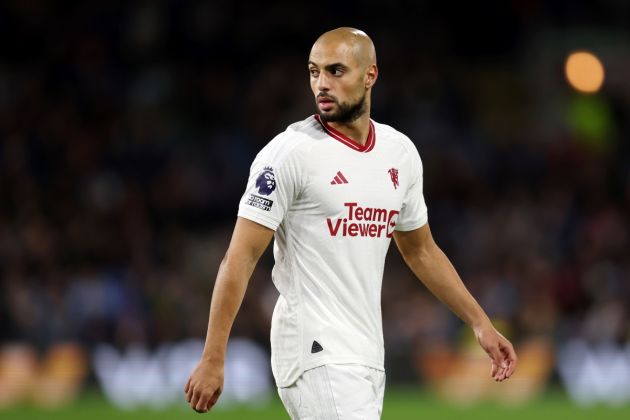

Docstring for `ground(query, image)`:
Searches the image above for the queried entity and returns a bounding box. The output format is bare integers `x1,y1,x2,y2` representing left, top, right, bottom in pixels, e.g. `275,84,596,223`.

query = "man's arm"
185,217,274,413
393,223,517,382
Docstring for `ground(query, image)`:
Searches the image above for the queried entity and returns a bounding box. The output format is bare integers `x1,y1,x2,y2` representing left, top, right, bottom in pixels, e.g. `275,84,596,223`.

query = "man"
185,27,517,418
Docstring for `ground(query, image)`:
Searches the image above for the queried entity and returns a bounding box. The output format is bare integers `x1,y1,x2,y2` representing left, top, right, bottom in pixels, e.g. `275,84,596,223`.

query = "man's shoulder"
255,116,322,164
371,119,418,154
285,115,322,136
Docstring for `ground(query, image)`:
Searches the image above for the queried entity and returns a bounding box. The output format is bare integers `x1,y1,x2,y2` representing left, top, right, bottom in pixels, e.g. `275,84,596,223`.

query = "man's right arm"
184,216,274,413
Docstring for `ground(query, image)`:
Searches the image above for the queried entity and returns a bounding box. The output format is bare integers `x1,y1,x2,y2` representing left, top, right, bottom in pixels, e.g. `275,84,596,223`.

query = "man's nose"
316,72,330,92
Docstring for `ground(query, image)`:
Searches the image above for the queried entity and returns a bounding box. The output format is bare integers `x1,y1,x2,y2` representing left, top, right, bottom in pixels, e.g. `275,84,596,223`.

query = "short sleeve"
237,151,300,231
395,144,428,231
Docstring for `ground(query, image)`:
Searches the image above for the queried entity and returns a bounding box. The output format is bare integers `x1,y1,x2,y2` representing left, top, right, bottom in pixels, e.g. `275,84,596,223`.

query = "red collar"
314,114,376,153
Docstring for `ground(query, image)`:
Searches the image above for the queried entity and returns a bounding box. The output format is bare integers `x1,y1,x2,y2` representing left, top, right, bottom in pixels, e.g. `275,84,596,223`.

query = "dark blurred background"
0,0,629,409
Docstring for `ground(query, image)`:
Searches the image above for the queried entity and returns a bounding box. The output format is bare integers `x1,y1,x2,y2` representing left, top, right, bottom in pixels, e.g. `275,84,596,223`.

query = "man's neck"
327,112,371,146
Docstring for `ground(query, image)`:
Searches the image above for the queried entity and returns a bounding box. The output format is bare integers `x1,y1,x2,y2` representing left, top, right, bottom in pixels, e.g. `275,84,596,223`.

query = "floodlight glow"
565,51,605,94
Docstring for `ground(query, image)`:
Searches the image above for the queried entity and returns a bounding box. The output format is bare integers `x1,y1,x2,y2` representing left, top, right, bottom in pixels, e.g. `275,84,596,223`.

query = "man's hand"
184,360,224,413
474,324,517,382
184,218,273,413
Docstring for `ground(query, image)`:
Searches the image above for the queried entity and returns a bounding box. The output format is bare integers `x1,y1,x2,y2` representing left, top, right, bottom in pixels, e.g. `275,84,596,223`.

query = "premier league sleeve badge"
255,166,276,196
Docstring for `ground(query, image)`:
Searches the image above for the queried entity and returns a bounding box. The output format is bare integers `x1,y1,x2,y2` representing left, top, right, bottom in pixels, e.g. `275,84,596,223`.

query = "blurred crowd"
1,0,629,387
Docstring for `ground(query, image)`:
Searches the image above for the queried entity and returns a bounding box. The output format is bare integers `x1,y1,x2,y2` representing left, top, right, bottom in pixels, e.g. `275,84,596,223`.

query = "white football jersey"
237,115,428,387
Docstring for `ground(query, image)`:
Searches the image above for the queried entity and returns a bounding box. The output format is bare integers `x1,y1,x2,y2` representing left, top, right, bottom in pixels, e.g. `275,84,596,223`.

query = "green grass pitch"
1,388,629,419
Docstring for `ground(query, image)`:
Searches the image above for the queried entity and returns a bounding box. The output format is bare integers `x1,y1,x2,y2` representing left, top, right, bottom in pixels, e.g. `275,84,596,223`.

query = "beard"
317,92,367,123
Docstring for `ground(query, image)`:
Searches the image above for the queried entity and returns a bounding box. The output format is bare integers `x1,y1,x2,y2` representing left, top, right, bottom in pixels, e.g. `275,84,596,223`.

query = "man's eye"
309,69,319,77
331,68,344,76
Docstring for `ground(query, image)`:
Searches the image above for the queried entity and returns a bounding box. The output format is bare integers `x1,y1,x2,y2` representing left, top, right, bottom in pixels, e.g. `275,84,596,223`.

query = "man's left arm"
393,223,517,382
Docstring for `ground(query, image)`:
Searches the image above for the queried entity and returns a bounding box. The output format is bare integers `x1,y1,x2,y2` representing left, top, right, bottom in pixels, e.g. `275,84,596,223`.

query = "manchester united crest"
388,168,399,189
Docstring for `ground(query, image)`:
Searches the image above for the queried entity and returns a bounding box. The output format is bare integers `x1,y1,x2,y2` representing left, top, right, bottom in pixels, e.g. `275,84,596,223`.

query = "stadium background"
0,0,629,418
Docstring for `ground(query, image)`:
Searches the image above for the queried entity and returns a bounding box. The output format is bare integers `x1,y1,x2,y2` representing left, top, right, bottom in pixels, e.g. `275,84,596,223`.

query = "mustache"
317,93,337,101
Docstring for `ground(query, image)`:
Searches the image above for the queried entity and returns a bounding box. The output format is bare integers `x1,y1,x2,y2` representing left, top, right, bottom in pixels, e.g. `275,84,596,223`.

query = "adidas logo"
330,171,349,185
311,340,323,353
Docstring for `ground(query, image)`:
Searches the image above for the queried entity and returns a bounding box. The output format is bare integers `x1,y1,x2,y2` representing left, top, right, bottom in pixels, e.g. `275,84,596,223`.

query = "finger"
184,378,191,393
495,361,507,381
190,391,201,410
505,359,516,378
504,344,518,378
194,406,208,414
490,360,498,378
193,400,210,414
494,343,514,381
195,394,210,413
487,346,506,380
186,385,193,403
201,389,219,412
208,389,221,408
499,360,509,381
495,355,506,381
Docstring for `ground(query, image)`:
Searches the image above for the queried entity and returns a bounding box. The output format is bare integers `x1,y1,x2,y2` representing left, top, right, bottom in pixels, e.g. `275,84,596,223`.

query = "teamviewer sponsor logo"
245,194,273,211
327,202,399,238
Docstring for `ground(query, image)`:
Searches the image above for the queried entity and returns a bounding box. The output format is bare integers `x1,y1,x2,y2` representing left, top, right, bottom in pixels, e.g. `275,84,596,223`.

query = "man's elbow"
404,246,431,272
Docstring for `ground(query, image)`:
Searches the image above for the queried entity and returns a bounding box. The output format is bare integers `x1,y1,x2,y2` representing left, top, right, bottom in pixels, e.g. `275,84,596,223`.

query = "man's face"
308,41,368,123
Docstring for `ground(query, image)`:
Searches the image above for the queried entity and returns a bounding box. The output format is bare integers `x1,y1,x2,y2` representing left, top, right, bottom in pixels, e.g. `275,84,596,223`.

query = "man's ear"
366,64,378,89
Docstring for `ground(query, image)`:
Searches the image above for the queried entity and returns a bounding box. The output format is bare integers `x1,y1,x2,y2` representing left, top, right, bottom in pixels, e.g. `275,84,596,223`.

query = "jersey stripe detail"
314,115,376,153
364,122,376,152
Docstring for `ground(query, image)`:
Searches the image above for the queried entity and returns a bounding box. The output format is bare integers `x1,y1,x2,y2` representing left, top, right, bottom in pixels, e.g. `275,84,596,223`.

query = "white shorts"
277,364,386,420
